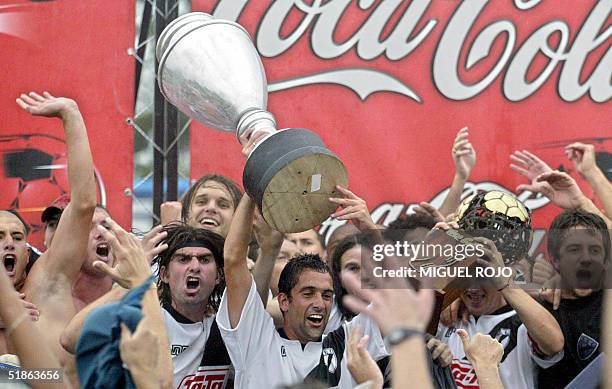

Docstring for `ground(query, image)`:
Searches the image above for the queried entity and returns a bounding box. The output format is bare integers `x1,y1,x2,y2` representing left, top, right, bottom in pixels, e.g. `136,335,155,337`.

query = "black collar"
162,301,196,324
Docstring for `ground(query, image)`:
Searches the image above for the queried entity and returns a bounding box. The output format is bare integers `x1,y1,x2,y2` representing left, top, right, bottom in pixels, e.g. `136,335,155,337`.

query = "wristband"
384,327,424,348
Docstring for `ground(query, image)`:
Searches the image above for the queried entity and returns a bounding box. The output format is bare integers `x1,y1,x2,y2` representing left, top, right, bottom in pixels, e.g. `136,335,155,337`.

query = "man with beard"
62,223,232,389
537,209,610,388
436,191,565,389
217,194,388,389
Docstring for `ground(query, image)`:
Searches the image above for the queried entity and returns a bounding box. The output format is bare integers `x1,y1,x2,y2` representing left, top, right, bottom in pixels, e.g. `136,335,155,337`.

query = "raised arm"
17,92,96,282
518,171,611,227
566,142,612,219
474,237,564,356
224,195,256,328
251,210,283,306
439,127,476,216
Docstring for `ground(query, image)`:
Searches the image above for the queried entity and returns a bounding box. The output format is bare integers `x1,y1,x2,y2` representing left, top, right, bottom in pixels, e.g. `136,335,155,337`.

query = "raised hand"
347,325,384,387
342,271,434,335
239,127,271,158
160,201,182,226
565,142,598,177
517,171,586,209
510,150,553,182
16,91,79,119
427,337,453,368
330,185,377,231
140,225,168,265
253,209,283,253
413,202,445,224
93,218,151,289
456,329,503,367
119,321,160,388
452,127,477,180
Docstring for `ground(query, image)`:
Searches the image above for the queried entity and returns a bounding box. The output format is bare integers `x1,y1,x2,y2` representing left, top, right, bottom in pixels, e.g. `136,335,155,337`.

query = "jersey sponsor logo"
451,358,479,389
280,345,287,358
171,344,189,356
577,333,599,361
322,347,338,374
178,365,230,389
444,327,456,338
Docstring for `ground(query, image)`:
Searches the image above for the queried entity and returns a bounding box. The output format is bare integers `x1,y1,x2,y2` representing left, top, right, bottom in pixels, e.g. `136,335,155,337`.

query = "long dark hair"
156,223,226,312
330,234,368,321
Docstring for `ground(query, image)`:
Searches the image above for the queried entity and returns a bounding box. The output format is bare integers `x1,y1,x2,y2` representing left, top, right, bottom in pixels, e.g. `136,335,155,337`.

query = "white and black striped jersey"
162,304,232,389
217,277,388,389
437,305,563,389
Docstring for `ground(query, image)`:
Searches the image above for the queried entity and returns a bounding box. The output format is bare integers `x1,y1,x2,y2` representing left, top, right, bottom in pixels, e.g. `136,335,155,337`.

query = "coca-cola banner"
0,0,134,249
190,0,611,249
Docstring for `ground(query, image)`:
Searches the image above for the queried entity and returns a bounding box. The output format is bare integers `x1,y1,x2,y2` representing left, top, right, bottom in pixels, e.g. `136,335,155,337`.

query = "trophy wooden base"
244,128,348,233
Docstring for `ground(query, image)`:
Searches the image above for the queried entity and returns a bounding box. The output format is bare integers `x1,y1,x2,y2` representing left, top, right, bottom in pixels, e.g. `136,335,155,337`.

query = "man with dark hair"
62,222,233,388
537,209,610,388
156,223,232,388
217,195,387,388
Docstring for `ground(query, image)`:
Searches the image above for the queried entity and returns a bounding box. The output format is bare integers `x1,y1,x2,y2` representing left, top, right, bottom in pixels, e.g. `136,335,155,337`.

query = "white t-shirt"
162,305,232,388
217,277,388,389
436,306,563,389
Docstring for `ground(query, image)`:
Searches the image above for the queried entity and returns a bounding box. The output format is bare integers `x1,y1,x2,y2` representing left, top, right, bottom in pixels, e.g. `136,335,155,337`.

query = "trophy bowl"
157,12,348,233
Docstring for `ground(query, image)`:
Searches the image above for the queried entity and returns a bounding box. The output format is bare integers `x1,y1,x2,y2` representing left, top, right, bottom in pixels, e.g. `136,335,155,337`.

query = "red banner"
190,0,611,250
0,0,134,249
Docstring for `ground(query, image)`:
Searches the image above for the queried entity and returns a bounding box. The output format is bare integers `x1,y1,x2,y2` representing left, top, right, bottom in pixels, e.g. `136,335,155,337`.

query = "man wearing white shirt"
217,195,388,388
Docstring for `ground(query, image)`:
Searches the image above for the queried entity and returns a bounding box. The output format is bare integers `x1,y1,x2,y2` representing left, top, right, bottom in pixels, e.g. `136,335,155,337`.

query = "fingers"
456,328,470,349
429,340,444,360
510,164,530,178
43,91,55,99
29,92,46,102
15,98,29,111
143,225,168,246
334,185,359,199
343,294,370,317
120,322,133,343
461,308,470,325
342,272,376,305
93,260,122,284
553,288,561,310
18,93,37,106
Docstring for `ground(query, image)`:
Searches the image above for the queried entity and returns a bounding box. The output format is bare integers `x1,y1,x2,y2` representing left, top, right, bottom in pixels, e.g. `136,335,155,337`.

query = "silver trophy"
157,12,348,233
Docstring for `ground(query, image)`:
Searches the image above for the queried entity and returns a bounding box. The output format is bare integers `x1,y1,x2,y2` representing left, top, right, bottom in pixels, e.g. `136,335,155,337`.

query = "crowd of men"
0,92,610,389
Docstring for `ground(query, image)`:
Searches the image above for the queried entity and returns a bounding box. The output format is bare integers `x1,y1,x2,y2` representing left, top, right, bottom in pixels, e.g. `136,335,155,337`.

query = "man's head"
270,238,302,296
287,229,326,261
181,174,242,238
82,206,116,277
460,287,506,317
326,224,359,261
41,194,70,249
0,211,30,287
157,223,225,315
277,254,333,343
548,209,610,296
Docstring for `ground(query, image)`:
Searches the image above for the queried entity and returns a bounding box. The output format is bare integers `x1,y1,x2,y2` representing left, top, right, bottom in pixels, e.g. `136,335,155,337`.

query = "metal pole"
165,0,179,201
153,0,167,222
